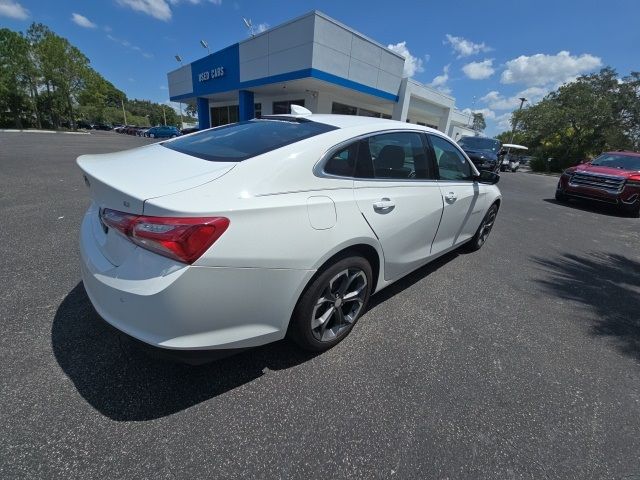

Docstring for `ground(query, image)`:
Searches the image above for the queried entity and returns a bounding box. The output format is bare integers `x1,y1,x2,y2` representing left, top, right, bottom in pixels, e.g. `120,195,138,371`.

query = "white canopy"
502,144,528,150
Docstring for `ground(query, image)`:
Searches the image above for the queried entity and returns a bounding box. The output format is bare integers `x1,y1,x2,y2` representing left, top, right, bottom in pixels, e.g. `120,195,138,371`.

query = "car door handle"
444,192,457,203
373,198,395,211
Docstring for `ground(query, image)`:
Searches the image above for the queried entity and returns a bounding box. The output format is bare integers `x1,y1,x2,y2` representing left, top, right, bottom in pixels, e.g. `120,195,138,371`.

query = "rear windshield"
458,136,501,153
591,153,640,171
162,118,338,162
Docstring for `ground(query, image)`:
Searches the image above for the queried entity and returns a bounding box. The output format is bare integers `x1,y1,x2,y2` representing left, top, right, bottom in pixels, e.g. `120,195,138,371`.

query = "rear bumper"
79,210,314,350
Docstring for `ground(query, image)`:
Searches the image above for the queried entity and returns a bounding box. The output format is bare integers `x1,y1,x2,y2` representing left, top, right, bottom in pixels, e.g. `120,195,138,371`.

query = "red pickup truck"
556,151,640,217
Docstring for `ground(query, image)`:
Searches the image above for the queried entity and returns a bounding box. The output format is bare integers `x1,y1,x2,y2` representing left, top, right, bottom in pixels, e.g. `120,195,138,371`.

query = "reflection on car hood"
575,163,640,178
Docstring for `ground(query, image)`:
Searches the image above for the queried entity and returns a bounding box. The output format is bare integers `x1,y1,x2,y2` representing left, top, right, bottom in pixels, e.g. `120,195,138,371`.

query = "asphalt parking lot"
1,131,639,479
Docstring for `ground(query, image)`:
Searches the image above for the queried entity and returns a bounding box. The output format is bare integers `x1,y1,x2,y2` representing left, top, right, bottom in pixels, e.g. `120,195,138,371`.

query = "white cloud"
117,0,222,21
71,13,97,28
387,41,424,78
0,0,29,19
495,112,513,131
480,86,549,111
462,59,495,80
117,0,172,20
501,51,602,86
461,107,496,120
256,23,269,34
168,0,223,4
444,34,491,58
107,34,154,58
429,64,451,94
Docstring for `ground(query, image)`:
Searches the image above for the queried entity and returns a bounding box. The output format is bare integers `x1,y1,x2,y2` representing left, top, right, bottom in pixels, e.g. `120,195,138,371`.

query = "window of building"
210,105,239,127
332,102,357,115
358,108,381,118
428,134,472,181
254,103,262,118
273,99,305,115
355,132,431,180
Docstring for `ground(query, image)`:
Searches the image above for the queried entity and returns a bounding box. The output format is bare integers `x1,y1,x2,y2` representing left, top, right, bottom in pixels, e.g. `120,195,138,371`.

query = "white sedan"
78,112,501,355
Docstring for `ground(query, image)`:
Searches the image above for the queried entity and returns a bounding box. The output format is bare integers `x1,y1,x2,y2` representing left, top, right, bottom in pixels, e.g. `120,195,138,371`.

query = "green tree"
0,28,32,127
498,68,640,171
472,112,486,132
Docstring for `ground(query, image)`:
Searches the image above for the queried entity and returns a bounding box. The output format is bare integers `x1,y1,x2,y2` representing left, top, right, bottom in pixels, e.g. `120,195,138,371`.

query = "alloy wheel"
310,268,367,342
478,207,497,246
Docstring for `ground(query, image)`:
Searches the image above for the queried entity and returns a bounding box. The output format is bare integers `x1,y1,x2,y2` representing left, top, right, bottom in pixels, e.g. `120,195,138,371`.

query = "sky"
1,0,638,135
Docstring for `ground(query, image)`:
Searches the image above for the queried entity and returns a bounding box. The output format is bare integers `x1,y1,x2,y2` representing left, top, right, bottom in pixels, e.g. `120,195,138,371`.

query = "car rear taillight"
628,175,640,186
100,208,229,264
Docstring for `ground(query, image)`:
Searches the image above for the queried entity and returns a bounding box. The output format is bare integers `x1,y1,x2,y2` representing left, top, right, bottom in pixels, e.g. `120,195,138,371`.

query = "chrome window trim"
313,129,439,183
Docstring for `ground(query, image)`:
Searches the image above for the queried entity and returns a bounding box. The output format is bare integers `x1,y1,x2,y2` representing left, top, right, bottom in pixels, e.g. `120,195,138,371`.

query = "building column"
238,90,255,121
438,107,452,134
392,78,410,122
197,97,210,129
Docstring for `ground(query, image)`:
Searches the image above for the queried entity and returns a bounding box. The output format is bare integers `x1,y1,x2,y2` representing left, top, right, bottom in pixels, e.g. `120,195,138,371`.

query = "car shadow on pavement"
52,283,318,422
368,251,460,309
543,198,631,218
532,252,640,362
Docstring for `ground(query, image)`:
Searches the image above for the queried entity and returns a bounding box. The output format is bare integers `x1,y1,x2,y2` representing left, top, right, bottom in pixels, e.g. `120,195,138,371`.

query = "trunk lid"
77,143,236,266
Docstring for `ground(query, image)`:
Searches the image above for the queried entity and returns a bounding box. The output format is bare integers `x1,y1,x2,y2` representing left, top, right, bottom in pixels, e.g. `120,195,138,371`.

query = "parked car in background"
146,126,180,138
181,127,200,135
91,123,112,131
77,113,501,358
556,150,640,217
76,120,92,130
457,136,503,172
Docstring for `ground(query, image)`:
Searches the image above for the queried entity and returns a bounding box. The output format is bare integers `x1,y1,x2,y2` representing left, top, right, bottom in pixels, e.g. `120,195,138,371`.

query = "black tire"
623,201,640,218
555,190,568,202
288,254,373,352
464,203,499,252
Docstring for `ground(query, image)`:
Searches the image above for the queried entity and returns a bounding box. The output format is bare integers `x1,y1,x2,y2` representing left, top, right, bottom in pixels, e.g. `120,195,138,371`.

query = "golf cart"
500,144,528,172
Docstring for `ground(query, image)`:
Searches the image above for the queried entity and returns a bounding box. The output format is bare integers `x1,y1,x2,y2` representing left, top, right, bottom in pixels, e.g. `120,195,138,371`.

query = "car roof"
267,113,443,135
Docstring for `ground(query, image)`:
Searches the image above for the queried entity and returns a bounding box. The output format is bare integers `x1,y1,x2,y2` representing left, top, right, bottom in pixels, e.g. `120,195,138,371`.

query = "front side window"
429,134,473,181
163,119,337,162
357,132,431,180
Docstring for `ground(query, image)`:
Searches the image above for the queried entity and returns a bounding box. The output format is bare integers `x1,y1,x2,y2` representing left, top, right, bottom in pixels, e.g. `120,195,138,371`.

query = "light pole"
200,40,210,55
505,97,527,159
174,55,185,128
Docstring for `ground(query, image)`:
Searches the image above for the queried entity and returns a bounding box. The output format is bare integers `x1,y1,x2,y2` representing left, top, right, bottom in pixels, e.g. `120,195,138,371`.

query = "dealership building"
167,10,475,139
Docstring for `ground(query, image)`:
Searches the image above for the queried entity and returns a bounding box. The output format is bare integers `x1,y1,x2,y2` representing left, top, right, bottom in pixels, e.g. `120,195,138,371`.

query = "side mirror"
474,170,500,185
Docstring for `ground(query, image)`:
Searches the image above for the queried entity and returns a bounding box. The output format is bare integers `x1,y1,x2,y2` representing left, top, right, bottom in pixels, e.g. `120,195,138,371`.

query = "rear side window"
163,119,337,162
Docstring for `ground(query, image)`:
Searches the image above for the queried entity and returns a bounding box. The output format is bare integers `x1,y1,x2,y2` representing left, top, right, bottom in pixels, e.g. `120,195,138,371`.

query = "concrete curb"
0,129,91,135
